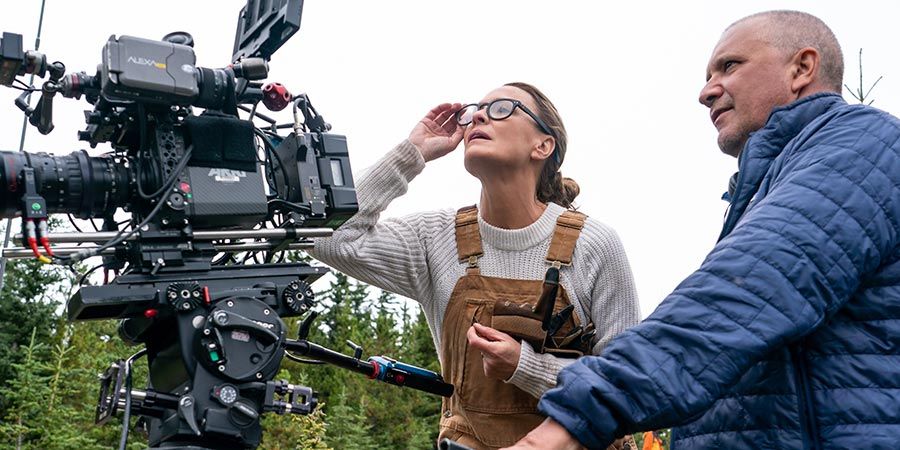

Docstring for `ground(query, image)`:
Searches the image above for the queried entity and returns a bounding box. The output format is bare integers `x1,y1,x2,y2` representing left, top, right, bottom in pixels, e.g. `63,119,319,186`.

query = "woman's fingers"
409,102,465,162
432,109,453,127
472,322,513,342
469,324,521,380
424,103,454,121
433,104,462,132
467,324,490,351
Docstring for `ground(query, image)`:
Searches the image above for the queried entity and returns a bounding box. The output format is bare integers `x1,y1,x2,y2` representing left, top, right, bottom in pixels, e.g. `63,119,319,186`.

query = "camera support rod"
1,241,315,259
10,227,333,244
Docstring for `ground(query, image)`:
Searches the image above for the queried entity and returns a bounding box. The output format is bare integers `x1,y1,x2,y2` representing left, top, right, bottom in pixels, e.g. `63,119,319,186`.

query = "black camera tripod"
81,260,451,449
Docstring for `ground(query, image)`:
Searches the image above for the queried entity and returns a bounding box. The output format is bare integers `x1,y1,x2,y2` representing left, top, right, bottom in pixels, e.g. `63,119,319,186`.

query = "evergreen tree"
31,331,103,450
322,387,370,450
399,304,440,375
0,328,51,449
399,306,442,446
0,258,65,413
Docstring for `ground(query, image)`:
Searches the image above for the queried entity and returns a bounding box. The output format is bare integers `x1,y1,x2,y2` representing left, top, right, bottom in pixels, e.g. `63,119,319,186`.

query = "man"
502,10,900,450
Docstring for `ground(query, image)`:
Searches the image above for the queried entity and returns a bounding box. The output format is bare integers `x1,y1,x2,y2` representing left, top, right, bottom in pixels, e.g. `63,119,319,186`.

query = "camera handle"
283,337,454,398
14,60,65,134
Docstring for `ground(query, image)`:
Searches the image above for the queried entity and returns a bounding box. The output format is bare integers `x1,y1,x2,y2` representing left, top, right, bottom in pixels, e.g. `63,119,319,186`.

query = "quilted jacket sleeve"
538,108,900,448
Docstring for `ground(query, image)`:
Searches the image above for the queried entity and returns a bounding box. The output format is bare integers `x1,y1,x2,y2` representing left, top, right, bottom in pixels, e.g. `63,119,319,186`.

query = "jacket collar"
737,92,846,167
719,93,846,240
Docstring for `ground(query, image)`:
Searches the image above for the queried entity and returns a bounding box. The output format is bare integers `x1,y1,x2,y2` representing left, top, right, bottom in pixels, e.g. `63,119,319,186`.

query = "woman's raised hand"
409,103,465,162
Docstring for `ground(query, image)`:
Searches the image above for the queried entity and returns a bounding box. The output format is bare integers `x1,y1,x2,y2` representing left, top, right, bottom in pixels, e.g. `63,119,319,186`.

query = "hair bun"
561,176,580,205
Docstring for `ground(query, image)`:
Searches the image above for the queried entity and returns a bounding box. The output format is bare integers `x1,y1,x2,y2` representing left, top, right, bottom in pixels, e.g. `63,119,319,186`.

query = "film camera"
0,1,452,449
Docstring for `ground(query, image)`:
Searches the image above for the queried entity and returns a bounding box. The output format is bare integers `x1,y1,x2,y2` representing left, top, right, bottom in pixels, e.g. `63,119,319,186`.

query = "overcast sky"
2,1,899,317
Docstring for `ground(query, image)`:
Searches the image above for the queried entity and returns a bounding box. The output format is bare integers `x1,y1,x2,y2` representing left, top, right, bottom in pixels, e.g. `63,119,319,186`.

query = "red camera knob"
262,82,292,112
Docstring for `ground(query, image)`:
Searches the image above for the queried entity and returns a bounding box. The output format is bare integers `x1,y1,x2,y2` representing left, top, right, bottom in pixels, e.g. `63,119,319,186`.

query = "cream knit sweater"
310,140,640,398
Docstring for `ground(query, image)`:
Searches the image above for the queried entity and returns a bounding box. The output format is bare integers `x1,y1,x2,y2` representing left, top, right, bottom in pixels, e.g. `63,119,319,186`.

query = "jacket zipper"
791,345,821,450
718,152,749,242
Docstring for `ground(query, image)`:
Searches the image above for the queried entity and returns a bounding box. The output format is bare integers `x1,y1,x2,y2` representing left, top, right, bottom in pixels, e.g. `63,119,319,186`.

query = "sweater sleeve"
506,221,641,398
584,223,642,353
537,110,900,448
506,341,576,399
308,140,444,305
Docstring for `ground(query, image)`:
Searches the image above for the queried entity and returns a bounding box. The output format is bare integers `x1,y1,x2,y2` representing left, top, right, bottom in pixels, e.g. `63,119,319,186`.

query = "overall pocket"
457,299,539,414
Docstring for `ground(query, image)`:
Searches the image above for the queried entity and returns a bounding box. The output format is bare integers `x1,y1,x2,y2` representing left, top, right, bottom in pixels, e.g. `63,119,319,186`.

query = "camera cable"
119,348,147,450
96,146,193,253
253,127,291,198
59,146,193,264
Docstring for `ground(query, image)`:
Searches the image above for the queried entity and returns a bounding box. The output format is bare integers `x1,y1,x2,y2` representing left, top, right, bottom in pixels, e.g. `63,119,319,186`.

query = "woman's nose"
472,107,489,124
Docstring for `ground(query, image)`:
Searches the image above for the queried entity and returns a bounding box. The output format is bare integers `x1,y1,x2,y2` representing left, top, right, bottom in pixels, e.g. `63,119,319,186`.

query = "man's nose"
699,80,722,108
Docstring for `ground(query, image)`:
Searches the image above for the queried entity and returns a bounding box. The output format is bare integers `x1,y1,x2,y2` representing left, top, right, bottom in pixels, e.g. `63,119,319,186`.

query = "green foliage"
287,272,442,450
0,328,102,450
0,258,66,400
0,328,48,448
260,409,330,450
322,387,370,450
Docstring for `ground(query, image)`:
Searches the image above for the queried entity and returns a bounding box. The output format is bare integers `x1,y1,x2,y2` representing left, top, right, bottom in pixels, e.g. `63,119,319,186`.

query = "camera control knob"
262,83,291,111
213,384,239,406
166,282,202,312
282,280,313,314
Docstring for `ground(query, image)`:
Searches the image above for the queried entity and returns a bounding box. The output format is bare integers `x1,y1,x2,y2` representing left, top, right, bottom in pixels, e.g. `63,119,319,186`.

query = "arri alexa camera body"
0,1,452,449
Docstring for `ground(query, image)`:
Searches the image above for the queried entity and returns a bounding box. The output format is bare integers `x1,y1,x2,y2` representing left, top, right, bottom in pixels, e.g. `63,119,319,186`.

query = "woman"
310,82,639,449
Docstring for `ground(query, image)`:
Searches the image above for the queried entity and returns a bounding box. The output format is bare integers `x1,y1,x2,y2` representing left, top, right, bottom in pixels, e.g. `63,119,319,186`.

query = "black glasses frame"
455,98,559,163
455,99,554,135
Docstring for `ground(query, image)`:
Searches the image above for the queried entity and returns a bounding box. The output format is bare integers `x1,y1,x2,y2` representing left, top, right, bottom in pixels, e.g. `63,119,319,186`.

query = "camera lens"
0,150,132,218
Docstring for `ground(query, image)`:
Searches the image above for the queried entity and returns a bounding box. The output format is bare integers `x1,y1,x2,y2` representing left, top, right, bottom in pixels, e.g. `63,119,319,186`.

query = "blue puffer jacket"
539,93,900,450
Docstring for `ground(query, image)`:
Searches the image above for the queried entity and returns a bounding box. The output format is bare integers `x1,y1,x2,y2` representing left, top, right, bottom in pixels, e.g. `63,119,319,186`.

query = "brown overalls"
438,206,636,450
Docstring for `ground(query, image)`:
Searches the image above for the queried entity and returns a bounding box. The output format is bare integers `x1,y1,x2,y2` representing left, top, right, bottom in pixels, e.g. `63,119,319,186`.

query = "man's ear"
790,47,820,93
532,136,556,161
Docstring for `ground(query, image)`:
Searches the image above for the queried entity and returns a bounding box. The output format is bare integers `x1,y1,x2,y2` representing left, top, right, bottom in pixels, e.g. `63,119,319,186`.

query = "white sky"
2,1,899,317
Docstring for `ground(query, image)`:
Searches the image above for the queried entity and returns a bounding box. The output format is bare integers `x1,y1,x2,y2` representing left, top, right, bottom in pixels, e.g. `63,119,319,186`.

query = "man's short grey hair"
730,10,844,92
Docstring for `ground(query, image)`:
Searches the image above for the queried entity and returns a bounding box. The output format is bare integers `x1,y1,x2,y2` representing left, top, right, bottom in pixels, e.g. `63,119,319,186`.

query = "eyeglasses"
455,98,559,163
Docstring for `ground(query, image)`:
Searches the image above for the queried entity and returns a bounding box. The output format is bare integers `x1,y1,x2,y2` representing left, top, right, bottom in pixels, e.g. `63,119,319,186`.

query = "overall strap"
454,205,483,274
545,210,587,267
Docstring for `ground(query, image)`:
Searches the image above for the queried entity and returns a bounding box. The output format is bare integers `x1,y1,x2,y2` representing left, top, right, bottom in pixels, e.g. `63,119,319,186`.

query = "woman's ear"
532,136,556,161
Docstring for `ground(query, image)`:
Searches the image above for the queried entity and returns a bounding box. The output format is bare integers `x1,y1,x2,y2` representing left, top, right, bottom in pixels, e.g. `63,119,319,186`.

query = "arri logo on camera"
207,168,247,183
